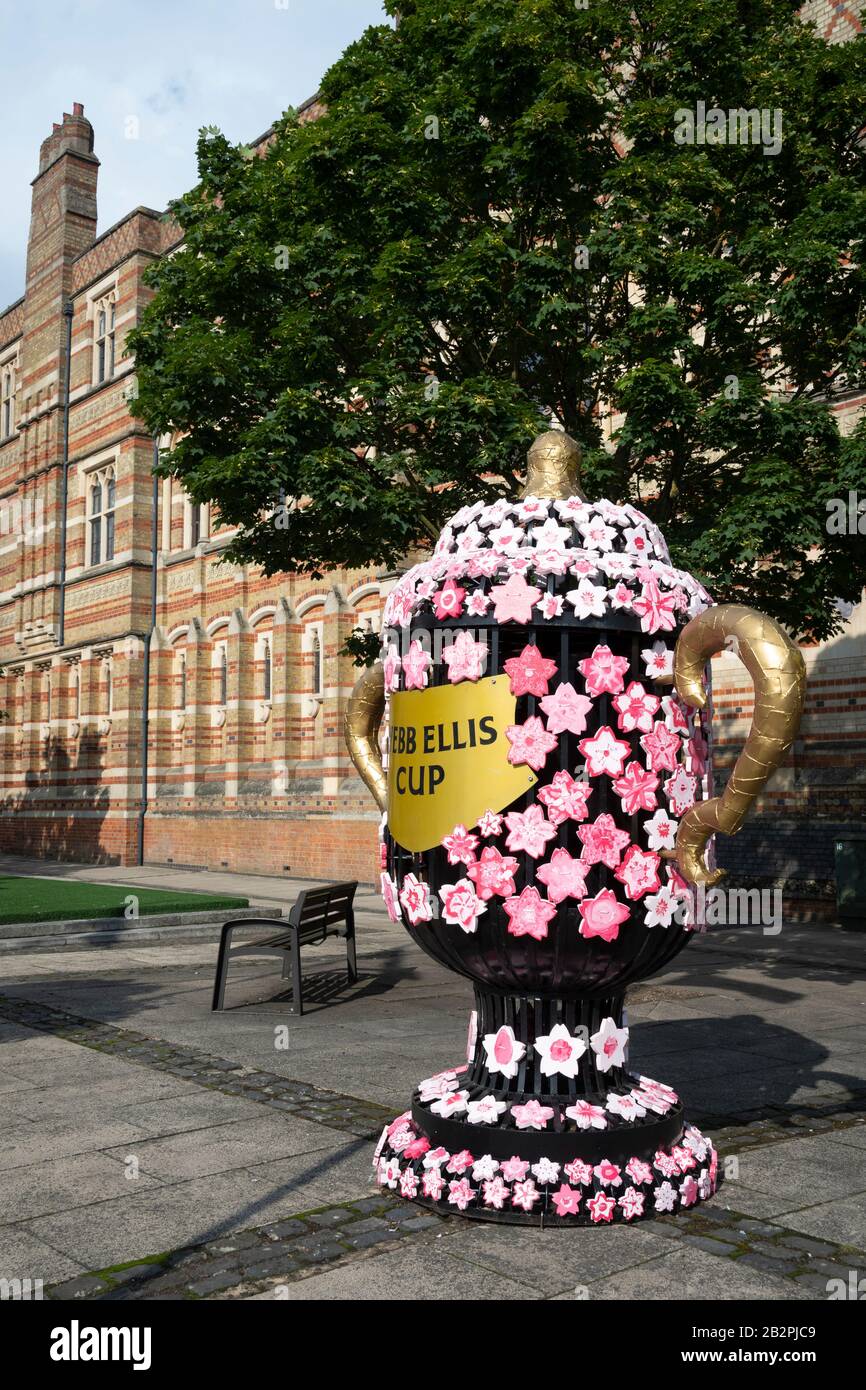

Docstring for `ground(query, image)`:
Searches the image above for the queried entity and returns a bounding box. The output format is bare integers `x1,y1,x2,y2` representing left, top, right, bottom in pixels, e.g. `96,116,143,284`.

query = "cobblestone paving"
0,995,392,1140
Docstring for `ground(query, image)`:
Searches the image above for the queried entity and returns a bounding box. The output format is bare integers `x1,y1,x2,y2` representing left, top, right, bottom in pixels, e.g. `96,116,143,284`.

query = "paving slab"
567,1244,815,1301
0,1150,162,1224
104,1112,335,1182
0,1222,85,1285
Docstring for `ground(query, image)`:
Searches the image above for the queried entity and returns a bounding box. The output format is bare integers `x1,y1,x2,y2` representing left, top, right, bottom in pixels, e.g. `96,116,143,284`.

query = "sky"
0,0,390,310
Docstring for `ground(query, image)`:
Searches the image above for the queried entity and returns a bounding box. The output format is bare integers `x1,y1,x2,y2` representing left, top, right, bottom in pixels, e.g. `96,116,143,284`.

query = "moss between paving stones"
0,875,248,924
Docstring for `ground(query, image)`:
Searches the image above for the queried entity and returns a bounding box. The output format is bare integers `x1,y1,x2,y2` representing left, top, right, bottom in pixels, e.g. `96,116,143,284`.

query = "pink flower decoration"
641,641,673,681
643,808,678,852
566,578,608,619
632,578,678,633
653,1149,680,1178
380,872,400,922
594,1159,622,1187
477,809,504,837
578,813,631,869
489,573,542,624
482,1024,526,1079
534,1022,586,1078
662,694,690,731
446,1148,474,1175
679,1175,699,1208
399,1169,419,1199
442,630,487,683
664,767,698,816
432,582,465,619
482,1175,510,1209
618,1187,646,1220
536,848,588,905
538,770,593,827
501,1156,530,1182
504,804,557,857
590,1016,629,1072
441,823,479,866
539,682,593,736
625,1158,654,1186
465,590,492,617
550,1184,582,1217
399,873,433,926
578,725,630,777
401,639,432,690
614,844,661,901
404,1137,431,1160
578,644,630,697
579,889,631,942
511,1099,555,1131
536,592,565,620
511,1179,542,1212
587,1191,617,1223
505,715,559,771
466,845,519,900
612,681,660,734
439,879,486,933
564,1158,594,1185
422,1169,445,1200
503,885,558,941
564,1099,607,1130
640,721,682,772
606,1091,646,1120
504,644,558,697
612,760,659,814
447,1177,476,1210
653,1181,677,1212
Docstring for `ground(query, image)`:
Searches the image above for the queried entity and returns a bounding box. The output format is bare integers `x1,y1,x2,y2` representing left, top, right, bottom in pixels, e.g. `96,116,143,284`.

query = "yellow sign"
387,676,537,853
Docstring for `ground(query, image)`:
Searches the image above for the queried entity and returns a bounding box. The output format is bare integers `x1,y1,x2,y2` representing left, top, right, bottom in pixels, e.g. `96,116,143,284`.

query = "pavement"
0,854,865,1301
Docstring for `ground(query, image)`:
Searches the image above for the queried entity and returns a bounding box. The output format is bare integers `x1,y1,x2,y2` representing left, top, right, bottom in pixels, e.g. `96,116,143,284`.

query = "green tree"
130,0,866,639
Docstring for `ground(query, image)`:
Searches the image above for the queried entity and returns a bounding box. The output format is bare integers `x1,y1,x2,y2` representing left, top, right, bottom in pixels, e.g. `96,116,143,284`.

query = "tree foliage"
130,0,866,639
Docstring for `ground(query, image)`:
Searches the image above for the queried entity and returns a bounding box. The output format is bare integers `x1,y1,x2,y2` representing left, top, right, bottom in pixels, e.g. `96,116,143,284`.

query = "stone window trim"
184,495,211,550
87,280,119,386
83,460,117,568
0,345,19,441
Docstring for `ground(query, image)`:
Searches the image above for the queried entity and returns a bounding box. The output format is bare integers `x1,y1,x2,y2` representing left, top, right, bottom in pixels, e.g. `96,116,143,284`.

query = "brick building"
0,3,863,904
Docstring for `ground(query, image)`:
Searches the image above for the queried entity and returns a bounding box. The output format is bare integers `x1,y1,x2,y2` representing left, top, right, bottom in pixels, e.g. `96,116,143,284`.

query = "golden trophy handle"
345,660,387,812
672,604,806,887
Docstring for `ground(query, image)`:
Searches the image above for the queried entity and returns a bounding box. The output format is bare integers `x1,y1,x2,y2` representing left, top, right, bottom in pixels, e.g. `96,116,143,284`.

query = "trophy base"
374,1071,719,1227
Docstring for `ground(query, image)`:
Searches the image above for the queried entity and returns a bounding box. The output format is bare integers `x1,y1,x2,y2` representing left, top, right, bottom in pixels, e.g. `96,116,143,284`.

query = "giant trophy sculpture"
346,431,805,1225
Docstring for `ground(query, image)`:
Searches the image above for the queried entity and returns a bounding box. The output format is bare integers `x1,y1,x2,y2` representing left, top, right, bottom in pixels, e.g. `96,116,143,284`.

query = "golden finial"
520,429,585,501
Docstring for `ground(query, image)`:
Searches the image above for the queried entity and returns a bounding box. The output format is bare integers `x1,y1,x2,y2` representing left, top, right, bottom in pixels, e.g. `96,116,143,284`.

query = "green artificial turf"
0,876,249,926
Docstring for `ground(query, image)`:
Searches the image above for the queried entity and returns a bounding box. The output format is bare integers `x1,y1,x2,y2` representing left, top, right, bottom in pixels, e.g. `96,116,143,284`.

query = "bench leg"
346,911,358,985
211,925,233,1012
290,930,304,1016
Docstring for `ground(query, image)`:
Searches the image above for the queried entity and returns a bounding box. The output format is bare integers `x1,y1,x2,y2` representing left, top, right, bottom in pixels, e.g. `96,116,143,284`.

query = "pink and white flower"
538,682,593,736
613,681,660,734
578,725,631,777
417,1073,457,1103
608,581,634,611
381,872,400,922
566,578,608,619
643,808,679,852
590,1016,629,1072
564,1099,608,1130
503,885,558,941
643,885,681,929
504,805,557,858
679,1175,699,1208
482,1175,510,1209
662,694,690,732
533,547,571,577
538,770,593,826
511,1099,555,1131
432,582,465,620
577,813,631,869
399,873,433,926
439,879,486,933
606,1091,646,1121
442,630,487,683
633,578,678,633
625,1158,654,1185
505,715,559,770
623,525,654,559
594,1159,623,1188
536,847,588,904
465,590,492,617
653,1181,677,1212
578,644,630,697
466,1095,507,1125
447,1177,476,1210
399,1169,419,1199
653,1149,680,1178
501,1156,530,1182
531,516,572,549
579,889,631,943
466,846,519,900
641,641,674,681
482,1025,527,1080
472,1154,499,1181
422,1145,450,1169
640,721,682,772
614,844,661,901
504,643,558,697
402,639,432,690
551,1184,582,1217
477,809,504,838
612,760,659,814
531,1158,561,1185
587,1191,616,1223
430,1089,469,1118
378,1157,401,1189
533,1023,587,1079
512,1178,542,1212
441,823,479,867
664,767,698,816
618,1187,646,1220
488,520,525,553
578,516,617,550
536,592,565,620
489,573,543,624
564,1158,594,1185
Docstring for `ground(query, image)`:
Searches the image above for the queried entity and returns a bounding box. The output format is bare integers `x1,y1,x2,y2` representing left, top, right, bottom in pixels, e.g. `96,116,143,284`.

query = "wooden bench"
211,881,358,1016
